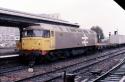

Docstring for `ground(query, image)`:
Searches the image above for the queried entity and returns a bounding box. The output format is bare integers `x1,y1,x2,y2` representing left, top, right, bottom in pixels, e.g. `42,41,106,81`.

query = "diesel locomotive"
19,23,97,63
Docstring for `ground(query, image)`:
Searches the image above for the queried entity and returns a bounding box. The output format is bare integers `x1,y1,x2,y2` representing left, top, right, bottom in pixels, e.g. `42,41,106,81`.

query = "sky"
0,0,125,37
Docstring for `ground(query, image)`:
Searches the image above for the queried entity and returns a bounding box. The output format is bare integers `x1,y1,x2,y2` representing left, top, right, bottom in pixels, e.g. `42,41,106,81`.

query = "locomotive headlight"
32,47,34,50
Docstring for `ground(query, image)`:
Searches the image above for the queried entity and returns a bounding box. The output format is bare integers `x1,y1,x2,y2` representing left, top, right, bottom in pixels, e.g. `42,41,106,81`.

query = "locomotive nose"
21,37,53,51
22,37,42,50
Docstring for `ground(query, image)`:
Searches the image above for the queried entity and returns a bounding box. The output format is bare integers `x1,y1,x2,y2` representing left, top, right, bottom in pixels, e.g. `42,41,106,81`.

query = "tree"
91,26,104,43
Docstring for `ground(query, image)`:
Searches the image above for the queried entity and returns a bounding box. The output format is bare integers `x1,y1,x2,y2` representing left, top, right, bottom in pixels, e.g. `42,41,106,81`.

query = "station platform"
0,48,19,58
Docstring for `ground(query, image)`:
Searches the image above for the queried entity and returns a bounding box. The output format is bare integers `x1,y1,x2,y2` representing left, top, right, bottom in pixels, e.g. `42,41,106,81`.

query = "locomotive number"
82,33,88,46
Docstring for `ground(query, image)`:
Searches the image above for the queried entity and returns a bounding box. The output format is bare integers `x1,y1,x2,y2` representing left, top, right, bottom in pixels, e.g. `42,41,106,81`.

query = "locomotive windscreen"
23,29,50,38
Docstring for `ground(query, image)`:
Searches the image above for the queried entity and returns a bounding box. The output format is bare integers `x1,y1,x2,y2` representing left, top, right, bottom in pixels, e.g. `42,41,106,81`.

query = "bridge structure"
0,7,79,28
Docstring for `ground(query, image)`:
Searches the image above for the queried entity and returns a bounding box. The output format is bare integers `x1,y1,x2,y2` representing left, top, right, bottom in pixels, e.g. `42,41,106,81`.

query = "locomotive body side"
55,29,97,49
21,24,97,51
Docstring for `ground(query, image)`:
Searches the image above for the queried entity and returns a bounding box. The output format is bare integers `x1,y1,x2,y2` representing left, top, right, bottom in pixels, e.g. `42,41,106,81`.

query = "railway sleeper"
90,69,102,75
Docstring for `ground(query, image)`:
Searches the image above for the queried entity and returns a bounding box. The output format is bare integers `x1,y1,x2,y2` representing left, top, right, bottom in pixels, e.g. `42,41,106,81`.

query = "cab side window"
51,31,54,37
43,30,50,38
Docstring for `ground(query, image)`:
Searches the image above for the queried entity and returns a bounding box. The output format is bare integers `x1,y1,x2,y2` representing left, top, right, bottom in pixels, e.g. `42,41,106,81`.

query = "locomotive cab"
21,25,55,56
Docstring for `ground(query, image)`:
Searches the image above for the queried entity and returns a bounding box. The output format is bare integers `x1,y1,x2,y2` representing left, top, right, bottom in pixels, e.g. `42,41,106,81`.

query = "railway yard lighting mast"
114,28,118,35
109,32,111,38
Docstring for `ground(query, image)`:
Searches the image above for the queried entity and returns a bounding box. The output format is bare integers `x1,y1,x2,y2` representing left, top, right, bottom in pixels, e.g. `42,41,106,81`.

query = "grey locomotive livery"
54,27,97,49
38,23,97,49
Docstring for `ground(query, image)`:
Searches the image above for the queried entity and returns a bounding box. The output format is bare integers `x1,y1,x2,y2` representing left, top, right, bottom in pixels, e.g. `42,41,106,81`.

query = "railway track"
0,48,120,75
0,48,19,67
0,55,28,79
12,48,125,82
0,65,27,76
90,54,125,82
0,47,125,82
25,49,125,82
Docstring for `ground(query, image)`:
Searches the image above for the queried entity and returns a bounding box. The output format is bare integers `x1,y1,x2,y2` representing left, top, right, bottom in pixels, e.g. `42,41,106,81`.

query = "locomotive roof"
25,24,96,34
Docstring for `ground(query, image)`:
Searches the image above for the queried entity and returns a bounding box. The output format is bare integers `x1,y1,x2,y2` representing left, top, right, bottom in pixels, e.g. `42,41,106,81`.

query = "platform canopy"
0,7,79,28
114,0,125,10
